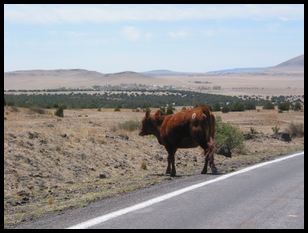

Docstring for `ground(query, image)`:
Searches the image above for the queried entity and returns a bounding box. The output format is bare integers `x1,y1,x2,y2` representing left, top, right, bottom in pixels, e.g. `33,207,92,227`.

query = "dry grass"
287,122,304,138
4,107,304,228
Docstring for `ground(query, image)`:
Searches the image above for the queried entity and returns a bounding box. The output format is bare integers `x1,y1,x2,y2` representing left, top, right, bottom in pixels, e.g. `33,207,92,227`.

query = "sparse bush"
55,106,64,117
272,125,280,134
140,161,147,170
48,196,54,206
132,108,140,112
215,117,244,152
143,107,151,113
30,106,46,114
250,127,258,135
118,120,140,132
97,108,101,112
114,107,121,112
287,122,304,138
181,107,187,111
10,106,19,112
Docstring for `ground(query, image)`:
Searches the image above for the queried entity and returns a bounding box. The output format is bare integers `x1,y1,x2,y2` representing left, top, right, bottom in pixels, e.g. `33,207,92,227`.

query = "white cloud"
122,26,141,41
144,32,153,39
4,4,304,24
168,30,190,38
121,26,153,41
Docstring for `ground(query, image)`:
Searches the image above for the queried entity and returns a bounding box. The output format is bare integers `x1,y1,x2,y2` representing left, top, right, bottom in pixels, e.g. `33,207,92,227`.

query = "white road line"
67,151,304,229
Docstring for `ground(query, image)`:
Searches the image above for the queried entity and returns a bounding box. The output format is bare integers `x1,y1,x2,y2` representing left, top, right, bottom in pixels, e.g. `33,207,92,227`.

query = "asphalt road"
15,152,304,229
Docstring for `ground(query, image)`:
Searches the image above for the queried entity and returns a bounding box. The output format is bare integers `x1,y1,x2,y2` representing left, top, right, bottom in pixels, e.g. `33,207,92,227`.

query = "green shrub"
263,102,275,110
55,106,64,117
230,102,245,112
212,103,221,112
215,117,244,152
221,105,230,113
278,102,290,111
245,102,256,110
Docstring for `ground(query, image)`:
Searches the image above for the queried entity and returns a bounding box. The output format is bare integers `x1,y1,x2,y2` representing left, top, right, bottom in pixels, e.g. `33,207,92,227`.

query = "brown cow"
139,105,218,177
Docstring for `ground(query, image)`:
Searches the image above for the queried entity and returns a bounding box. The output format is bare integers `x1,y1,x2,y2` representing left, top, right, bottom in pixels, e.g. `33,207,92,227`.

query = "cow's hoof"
170,172,176,177
211,168,218,174
201,170,207,174
165,170,171,175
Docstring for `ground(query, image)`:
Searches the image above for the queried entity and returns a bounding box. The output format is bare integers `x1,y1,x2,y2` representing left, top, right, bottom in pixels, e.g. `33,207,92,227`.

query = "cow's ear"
145,110,150,118
154,110,163,123
154,109,161,118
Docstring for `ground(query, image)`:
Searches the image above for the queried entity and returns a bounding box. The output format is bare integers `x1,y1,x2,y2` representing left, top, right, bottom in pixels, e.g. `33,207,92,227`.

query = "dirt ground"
4,107,304,227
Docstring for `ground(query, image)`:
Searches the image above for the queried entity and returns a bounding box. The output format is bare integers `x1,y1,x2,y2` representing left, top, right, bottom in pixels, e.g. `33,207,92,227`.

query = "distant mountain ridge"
275,54,304,68
142,70,193,76
5,54,303,78
205,54,304,75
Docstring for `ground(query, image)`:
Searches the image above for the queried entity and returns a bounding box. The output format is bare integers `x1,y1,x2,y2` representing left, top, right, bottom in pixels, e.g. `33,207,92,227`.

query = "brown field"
4,72,304,97
4,107,304,227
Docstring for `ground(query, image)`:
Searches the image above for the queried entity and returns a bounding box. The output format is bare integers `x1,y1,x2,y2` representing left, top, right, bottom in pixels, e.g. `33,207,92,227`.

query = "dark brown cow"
139,105,218,177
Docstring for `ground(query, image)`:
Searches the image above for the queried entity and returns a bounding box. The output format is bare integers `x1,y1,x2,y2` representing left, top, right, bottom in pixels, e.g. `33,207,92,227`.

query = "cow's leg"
199,142,210,174
208,150,217,174
201,150,209,174
166,146,177,177
199,137,217,174
166,155,171,175
207,137,217,174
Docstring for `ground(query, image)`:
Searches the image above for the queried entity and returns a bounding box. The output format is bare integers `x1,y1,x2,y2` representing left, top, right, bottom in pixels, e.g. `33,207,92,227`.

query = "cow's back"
160,106,212,147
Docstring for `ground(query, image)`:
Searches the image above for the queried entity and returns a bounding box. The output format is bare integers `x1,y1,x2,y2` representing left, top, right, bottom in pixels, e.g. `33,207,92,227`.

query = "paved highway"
15,152,304,229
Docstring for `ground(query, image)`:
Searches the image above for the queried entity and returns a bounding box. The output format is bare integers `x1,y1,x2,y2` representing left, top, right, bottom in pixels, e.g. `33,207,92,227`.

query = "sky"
4,4,304,73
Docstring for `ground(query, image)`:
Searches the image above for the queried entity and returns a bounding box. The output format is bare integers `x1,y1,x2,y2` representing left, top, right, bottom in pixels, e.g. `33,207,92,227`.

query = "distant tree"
278,102,290,111
221,105,230,113
263,102,275,110
244,102,256,110
292,102,302,111
166,105,175,114
230,102,245,112
212,103,221,112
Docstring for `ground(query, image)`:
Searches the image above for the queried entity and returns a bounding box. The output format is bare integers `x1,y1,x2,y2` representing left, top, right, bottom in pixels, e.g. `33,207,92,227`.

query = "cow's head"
139,110,163,136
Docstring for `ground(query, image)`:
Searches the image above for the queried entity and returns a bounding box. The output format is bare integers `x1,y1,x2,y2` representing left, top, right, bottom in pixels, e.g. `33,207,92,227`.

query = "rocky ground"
4,107,304,228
